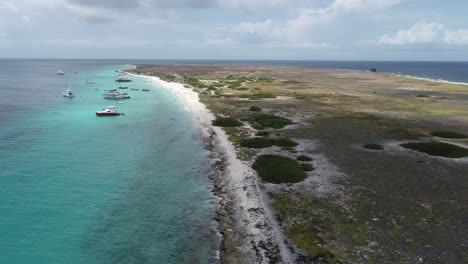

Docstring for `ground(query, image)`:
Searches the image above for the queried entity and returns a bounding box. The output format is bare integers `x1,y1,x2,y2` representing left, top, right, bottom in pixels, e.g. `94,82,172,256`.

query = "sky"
0,0,467,60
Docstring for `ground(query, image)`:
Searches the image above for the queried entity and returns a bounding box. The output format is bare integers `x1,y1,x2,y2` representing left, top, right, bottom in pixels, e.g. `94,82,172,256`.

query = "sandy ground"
127,65,468,263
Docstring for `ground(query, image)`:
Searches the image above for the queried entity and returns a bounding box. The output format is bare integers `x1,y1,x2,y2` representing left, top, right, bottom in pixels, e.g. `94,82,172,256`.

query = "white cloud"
379,21,468,45
224,0,403,46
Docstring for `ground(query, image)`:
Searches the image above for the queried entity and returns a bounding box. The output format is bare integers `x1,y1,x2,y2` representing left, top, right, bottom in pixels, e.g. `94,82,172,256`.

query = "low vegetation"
212,117,243,127
401,141,468,158
297,155,313,161
239,93,277,100
240,137,298,149
186,77,206,88
363,143,384,150
250,113,293,129
431,131,468,139
249,106,262,112
300,163,315,171
255,131,269,137
271,193,368,262
252,155,308,183
257,76,274,82
416,94,430,98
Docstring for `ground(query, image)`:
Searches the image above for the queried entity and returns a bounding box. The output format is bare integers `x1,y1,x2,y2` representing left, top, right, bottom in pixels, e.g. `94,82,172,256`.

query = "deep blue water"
0,60,218,263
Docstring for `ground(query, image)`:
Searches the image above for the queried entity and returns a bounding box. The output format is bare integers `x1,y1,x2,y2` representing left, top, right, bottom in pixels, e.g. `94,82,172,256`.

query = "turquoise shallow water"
0,61,218,263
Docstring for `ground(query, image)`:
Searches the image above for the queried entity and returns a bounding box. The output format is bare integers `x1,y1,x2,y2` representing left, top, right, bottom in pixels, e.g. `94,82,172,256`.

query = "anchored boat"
96,106,123,116
115,77,132,82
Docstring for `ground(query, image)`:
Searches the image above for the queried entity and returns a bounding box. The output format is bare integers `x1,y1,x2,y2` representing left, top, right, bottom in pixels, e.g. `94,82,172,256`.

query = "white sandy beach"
130,73,293,263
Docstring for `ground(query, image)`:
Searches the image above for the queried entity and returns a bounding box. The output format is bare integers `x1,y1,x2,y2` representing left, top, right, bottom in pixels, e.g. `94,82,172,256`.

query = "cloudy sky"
0,0,467,60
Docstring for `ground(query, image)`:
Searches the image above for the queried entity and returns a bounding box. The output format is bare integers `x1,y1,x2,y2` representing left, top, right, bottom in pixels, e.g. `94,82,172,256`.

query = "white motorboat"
62,89,74,97
56,70,65,75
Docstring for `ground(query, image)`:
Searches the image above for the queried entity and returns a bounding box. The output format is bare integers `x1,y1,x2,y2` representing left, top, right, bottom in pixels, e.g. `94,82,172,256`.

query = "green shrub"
273,138,299,147
256,131,269,137
252,155,308,183
297,155,313,161
401,141,468,158
257,76,274,82
212,117,243,127
363,144,384,150
431,131,468,139
300,163,315,171
250,113,293,129
240,137,298,149
251,123,265,130
249,106,262,112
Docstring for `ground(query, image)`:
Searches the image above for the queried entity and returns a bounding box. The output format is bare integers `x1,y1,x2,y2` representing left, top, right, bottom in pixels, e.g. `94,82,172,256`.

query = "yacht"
103,91,130,100
62,89,74,97
142,88,150,91
96,106,123,116
86,80,95,84
56,70,65,75
115,77,132,82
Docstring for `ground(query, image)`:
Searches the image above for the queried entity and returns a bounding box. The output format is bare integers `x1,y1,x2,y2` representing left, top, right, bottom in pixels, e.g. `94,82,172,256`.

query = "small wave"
391,73,468,86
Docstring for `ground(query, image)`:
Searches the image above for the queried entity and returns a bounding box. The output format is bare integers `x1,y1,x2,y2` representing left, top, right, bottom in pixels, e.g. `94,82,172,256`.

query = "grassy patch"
240,137,298,149
363,143,384,150
297,155,313,161
212,117,243,127
252,155,308,183
250,113,293,129
300,163,315,171
401,141,468,158
249,106,262,112
431,131,468,139
287,225,332,257
335,222,368,247
257,76,274,82
186,77,206,88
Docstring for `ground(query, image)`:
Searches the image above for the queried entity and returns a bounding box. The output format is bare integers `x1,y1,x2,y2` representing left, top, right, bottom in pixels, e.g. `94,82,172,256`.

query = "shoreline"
127,72,293,263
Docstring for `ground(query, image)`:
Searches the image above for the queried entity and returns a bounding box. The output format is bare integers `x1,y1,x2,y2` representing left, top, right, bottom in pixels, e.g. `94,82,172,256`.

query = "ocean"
0,60,219,264
1,59,467,264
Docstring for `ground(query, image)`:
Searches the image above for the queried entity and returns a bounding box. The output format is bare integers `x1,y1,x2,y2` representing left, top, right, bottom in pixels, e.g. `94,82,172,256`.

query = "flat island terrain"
128,65,468,263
